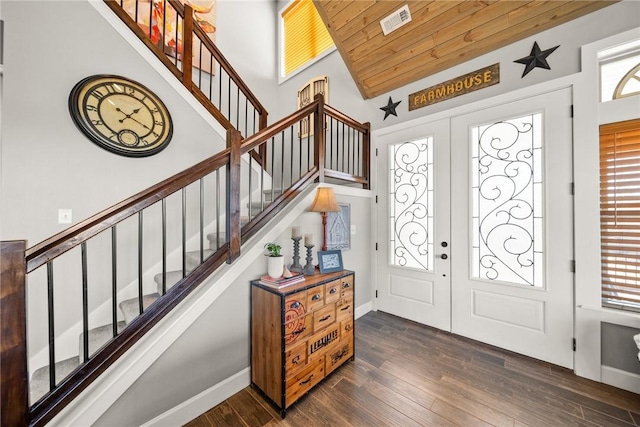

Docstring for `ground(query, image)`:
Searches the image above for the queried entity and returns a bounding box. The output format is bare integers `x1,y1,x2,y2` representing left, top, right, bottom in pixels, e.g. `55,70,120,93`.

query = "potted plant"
264,242,284,279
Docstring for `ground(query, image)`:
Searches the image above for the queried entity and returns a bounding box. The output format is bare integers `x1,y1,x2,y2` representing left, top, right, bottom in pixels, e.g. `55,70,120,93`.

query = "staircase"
0,2,370,426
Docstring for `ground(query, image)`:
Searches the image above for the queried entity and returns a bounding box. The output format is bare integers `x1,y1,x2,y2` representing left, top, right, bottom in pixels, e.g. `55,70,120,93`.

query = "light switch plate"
58,209,72,224
351,225,356,235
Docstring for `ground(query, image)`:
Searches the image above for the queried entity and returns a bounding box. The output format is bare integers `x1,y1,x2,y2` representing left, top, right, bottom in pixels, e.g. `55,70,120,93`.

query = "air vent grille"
380,4,412,36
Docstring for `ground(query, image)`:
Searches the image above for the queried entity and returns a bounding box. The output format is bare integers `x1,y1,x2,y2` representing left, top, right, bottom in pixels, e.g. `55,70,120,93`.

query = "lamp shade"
309,188,340,212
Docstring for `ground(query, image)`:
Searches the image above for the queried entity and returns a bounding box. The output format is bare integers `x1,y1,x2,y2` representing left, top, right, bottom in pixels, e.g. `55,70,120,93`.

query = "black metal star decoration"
380,97,401,120
514,41,560,78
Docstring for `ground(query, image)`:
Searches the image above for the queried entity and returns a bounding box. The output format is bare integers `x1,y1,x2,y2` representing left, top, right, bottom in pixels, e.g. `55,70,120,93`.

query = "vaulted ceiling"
314,0,618,99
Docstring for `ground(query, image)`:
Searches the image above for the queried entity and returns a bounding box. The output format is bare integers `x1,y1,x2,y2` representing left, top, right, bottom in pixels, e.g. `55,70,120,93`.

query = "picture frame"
317,250,344,273
327,203,350,251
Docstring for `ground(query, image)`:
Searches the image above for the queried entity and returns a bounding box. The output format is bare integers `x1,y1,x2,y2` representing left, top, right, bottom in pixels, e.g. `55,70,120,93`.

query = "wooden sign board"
409,63,500,111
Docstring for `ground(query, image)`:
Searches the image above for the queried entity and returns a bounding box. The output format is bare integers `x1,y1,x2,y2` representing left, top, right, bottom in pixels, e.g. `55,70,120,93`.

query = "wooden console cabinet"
250,270,355,417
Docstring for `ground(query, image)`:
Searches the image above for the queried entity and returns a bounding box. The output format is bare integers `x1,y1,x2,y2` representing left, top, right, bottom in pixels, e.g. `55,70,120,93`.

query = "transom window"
599,40,640,102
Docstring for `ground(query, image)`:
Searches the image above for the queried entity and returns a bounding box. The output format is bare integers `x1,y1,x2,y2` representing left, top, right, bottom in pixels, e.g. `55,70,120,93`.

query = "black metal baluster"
280,130,285,193
208,57,214,101
236,87,240,131
138,211,143,315
356,131,361,176
329,117,334,170
162,198,167,295
216,169,221,249
47,262,55,390
260,146,265,211
218,69,223,110
245,98,248,138
111,226,118,337
182,188,187,277
342,122,346,173
227,76,231,122
248,154,253,219
290,127,294,184
200,178,204,263
198,42,203,90
297,124,303,175
174,13,179,67
81,242,89,362
347,126,352,175
271,137,275,202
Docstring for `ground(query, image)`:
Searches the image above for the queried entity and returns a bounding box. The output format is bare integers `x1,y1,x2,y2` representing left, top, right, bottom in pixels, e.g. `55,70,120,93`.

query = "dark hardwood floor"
185,311,640,427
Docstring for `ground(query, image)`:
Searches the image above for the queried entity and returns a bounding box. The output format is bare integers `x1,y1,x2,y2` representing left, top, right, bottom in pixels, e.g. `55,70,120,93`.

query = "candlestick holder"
290,237,303,273
303,244,316,276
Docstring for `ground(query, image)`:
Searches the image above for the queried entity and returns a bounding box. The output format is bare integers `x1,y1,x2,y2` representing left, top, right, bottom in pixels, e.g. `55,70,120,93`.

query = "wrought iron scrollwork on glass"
472,114,543,287
390,139,434,271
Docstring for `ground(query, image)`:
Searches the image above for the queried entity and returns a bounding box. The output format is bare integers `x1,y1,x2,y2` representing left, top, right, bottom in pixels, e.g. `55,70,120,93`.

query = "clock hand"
116,107,142,123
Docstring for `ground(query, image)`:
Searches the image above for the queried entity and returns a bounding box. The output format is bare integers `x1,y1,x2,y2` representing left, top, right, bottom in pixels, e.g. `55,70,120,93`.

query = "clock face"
69,75,173,157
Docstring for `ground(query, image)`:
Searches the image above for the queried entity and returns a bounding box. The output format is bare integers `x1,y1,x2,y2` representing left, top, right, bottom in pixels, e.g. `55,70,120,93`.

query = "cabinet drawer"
284,314,313,345
284,291,307,322
325,280,341,305
285,357,325,408
326,335,353,375
285,342,307,378
307,323,340,362
336,295,353,322
307,287,325,312
340,318,354,339
340,276,354,297
313,304,336,332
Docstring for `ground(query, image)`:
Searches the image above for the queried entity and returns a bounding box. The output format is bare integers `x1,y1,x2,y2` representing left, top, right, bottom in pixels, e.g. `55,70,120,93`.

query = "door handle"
439,254,448,260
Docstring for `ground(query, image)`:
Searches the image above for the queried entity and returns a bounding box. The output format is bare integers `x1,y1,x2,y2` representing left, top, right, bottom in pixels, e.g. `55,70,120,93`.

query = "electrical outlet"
58,209,72,224
351,225,356,235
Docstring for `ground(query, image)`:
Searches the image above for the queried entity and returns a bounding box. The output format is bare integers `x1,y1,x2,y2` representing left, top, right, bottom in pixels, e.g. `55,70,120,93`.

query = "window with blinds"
600,118,640,312
281,0,334,76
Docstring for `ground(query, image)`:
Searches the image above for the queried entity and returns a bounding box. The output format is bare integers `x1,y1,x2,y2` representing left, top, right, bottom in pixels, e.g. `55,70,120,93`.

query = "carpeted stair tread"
119,293,161,325
206,232,227,250
78,321,126,363
30,355,80,403
154,270,186,294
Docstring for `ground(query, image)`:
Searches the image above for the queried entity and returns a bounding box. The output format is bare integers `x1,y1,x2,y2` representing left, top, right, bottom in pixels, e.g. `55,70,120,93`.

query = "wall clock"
69,75,173,157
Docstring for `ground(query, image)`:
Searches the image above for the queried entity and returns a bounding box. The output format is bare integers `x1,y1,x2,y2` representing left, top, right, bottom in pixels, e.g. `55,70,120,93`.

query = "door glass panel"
471,113,544,287
389,138,434,271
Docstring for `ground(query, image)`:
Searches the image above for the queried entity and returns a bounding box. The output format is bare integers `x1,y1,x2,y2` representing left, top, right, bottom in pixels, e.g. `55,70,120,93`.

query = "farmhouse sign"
409,63,500,110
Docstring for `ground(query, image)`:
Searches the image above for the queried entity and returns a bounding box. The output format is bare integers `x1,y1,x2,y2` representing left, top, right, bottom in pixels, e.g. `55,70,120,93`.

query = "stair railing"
0,94,369,427
104,0,268,138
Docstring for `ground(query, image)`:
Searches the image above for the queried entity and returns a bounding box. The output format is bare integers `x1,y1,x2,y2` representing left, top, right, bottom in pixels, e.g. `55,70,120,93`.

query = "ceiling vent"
380,4,412,36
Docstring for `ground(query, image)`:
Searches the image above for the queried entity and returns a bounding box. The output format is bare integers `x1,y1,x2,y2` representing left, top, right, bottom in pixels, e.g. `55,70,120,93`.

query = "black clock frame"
69,74,173,158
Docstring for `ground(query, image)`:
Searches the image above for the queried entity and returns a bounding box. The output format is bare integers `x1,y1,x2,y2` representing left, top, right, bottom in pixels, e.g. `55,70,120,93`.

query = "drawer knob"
342,283,351,289
299,375,314,385
292,327,306,336
345,324,352,331
319,315,332,322
340,305,350,312
292,355,300,364
290,301,301,309
329,288,338,294
312,294,321,301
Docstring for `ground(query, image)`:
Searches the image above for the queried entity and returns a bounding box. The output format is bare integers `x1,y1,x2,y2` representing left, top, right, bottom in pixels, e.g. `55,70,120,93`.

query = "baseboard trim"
601,365,640,394
355,301,372,320
142,368,251,427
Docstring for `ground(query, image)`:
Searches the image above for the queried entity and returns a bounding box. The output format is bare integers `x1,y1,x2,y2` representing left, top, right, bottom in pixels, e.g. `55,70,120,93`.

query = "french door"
376,89,574,368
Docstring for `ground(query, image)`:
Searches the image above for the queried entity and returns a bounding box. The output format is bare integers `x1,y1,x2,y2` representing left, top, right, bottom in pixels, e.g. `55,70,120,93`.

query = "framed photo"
327,203,350,251
317,250,344,273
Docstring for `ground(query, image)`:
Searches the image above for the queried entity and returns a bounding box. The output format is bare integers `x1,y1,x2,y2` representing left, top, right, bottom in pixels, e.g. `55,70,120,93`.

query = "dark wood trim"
26,150,230,273
28,248,228,427
181,4,194,88
227,129,242,263
239,102,319,155
362,122,371,190
324,104,369,133
324,169,368,186
1,241,28,427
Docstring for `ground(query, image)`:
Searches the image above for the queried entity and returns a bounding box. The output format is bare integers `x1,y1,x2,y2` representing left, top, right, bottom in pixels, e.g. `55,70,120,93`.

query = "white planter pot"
266,256,284,279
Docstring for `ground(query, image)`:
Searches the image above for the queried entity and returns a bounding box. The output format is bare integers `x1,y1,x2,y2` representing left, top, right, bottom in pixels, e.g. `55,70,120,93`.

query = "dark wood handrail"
26,149,231,274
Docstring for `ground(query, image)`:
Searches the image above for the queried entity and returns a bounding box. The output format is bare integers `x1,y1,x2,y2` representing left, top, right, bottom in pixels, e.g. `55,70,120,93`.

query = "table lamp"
309,187,341,251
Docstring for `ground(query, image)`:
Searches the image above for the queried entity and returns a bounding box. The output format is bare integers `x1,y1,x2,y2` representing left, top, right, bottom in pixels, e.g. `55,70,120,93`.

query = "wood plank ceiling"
314,0,618,99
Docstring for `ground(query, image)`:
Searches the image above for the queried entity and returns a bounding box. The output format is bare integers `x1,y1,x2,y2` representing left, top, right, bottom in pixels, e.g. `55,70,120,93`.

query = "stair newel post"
227,129,242,263
182,4,194,89
1,240,28,427
313,93,326,182
363,121,371,190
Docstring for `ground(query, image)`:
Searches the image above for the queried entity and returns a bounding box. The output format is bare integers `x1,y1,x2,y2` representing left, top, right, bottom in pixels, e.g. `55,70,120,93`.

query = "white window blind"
600,118,640,311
